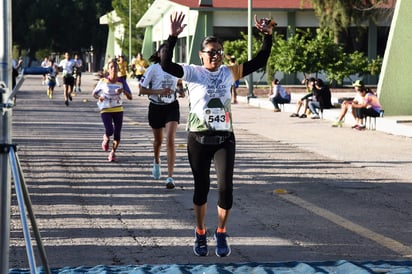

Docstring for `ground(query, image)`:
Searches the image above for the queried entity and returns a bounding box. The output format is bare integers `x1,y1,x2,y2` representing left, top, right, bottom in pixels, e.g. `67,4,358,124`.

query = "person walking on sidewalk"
92,59,133,162
161,11,276,257
138,44,185,189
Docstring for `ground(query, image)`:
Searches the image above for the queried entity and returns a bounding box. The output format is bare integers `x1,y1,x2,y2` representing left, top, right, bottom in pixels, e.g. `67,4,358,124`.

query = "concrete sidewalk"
230,96,412,184
131,76,412,181
240,93,412,138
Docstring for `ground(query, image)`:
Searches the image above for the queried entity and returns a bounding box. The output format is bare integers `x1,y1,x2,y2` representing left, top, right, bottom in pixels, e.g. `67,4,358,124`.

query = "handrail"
6,70,25,104
9,146,37,274
15,150,51,274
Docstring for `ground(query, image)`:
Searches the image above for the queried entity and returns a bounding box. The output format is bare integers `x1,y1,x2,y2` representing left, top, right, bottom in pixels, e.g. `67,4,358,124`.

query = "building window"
176,37,187,63
377,26,390,57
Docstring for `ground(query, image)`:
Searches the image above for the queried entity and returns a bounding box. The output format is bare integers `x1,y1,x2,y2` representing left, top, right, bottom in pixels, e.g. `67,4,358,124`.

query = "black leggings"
187,132,235,210
356,108,380,119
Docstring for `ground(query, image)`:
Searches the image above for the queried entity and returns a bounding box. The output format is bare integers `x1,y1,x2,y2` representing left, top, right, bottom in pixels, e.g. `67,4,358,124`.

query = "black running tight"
187,132,235,210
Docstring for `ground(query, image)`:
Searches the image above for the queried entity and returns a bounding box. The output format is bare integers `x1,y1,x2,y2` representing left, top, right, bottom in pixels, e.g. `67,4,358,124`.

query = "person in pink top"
332,80,365,128
351,80,382,130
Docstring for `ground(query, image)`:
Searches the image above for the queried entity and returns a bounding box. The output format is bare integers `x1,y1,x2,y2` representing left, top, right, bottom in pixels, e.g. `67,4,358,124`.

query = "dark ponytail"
149,44,166,63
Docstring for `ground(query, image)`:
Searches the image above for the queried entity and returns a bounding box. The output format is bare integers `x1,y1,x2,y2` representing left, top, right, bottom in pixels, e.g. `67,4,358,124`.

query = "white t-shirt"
181,64,240,132
139,63,179,105
41,60,50,68
352,93,364,106
75,59,83,69
58,59,75,76
92,78,130,111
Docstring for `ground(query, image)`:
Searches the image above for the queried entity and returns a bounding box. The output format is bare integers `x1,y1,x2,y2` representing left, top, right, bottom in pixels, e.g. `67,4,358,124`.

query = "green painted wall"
189,11,213,65
141,26,153,59
103,28,115,68
378,0,412,116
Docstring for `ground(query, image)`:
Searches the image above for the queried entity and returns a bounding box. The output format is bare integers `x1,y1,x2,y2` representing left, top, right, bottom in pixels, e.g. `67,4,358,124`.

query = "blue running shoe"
193,230,208,256
152,160,161,179
214,230,231,257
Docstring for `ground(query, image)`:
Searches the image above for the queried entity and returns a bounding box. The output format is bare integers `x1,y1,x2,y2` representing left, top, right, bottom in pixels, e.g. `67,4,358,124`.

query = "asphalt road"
8,73,412,269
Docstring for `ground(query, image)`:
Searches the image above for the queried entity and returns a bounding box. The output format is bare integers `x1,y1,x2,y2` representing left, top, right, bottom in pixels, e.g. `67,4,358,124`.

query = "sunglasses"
201,49,224,57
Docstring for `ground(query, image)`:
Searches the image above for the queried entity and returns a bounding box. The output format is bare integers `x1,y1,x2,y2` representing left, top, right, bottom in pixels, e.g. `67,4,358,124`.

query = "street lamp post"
129,0,132,64
247,0,255,100
89,45,94,73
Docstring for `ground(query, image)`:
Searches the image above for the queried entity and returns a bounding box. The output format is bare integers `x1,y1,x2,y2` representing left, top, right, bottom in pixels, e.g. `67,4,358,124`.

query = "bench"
366,110,385,130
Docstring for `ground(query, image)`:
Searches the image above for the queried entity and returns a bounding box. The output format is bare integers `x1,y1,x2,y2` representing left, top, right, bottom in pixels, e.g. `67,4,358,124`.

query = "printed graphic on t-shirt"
95,82,123,110
159,78,177,104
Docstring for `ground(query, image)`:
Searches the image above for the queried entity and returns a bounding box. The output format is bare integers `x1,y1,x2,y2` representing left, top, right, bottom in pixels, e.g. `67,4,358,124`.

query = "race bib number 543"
204,108,230,130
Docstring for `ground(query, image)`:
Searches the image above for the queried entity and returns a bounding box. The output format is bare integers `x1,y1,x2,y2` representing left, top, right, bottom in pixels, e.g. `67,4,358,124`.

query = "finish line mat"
9,260,412,273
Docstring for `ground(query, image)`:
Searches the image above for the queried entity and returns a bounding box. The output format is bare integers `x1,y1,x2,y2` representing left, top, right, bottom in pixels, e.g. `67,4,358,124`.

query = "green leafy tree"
302,0,392,42
12,0,112,64
270,28,382,84
223,32,262,65
270,28,320,75
224,32,271,86
223,27,382,85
